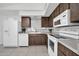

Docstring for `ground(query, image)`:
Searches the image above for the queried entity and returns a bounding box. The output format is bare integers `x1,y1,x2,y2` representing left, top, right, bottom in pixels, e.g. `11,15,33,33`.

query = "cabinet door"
29,34,47,45
54,5,60,17
63,3,70,11
29,34,42,45
51,12,55,19
70,3,79,22
59,3,64,14
41,17,49,27
54,9,57,17
41,34,47,45
59,3,70,14
58,42,79,56
48,17,53,27
58,50,65,56
21,17,31,28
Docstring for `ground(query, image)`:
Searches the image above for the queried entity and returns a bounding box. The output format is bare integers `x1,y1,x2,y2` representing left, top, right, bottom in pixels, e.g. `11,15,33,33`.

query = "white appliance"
53,9,79,27
48,34,58,56
48,30,79,56
3,17,18,47
19,33,28,46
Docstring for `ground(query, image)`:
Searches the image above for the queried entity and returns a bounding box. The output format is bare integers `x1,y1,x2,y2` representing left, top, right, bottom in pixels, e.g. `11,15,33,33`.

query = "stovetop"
49,34,68,39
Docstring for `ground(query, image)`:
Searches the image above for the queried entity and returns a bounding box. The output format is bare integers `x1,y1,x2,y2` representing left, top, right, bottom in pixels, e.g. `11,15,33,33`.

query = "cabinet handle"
63,15,66,17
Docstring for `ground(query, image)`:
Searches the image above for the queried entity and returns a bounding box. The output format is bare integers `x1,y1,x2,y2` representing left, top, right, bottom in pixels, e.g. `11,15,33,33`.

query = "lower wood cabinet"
29,34,48,45
58,42,78,56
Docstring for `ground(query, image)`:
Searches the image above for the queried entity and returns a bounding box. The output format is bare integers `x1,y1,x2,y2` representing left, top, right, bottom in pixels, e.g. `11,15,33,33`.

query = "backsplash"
51,26,79,40
54,26,79,32
25,28,53,33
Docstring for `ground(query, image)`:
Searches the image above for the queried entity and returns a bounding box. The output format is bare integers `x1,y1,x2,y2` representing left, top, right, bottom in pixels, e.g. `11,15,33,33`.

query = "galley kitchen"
0,3,79,56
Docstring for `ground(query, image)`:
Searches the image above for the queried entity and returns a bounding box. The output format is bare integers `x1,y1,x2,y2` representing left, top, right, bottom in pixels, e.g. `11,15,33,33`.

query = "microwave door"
54,19,61,27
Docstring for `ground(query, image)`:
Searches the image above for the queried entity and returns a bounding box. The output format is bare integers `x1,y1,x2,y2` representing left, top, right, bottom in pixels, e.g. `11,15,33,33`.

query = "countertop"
18,32,51,34
59,39,79,55
19,31,79,55
48,34,79,55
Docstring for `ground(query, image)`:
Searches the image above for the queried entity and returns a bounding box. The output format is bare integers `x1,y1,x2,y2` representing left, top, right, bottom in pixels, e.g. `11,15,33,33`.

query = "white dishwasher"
19,33,28,46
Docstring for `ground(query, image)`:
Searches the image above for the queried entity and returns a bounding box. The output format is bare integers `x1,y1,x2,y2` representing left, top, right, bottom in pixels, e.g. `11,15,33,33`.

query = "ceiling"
0,3,59,16
0,3,46,10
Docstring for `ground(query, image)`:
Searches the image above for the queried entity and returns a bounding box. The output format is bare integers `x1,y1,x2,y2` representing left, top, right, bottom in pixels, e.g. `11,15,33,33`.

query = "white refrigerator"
3,17,18,47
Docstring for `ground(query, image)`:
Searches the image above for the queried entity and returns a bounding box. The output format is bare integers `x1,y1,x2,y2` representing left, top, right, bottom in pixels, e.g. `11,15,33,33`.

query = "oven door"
48,35,58,56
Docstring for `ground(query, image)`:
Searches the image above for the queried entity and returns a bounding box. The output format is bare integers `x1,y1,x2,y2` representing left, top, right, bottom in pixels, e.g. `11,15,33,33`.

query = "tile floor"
0,45,48,56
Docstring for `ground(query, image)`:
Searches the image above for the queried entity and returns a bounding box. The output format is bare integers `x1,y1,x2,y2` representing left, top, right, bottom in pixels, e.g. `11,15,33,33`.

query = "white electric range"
48,31,79,56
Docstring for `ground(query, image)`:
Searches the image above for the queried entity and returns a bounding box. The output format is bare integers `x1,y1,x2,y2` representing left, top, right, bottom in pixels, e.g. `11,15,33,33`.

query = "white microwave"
53,9,79,27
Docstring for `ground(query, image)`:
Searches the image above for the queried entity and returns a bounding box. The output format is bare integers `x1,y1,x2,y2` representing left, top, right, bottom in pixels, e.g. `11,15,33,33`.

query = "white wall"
54,26,79,33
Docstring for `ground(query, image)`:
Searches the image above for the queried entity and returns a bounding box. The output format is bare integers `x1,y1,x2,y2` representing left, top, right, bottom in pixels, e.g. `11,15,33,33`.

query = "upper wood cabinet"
59,3,70,14
48,17,53,27
21,16,31,28
41,17,53,27
54,5,60,17
41,17,49,27
70,3,79,22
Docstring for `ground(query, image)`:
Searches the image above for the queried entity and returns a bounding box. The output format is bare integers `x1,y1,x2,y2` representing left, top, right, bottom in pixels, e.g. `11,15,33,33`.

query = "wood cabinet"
58,42,78,56
41,17,53,27
41,17,49,27
54,5,60,17
59,3,64,14
70,3,79,22
29,34,48,45
48,17,53,27
21,17,31,29
59,3,70,14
